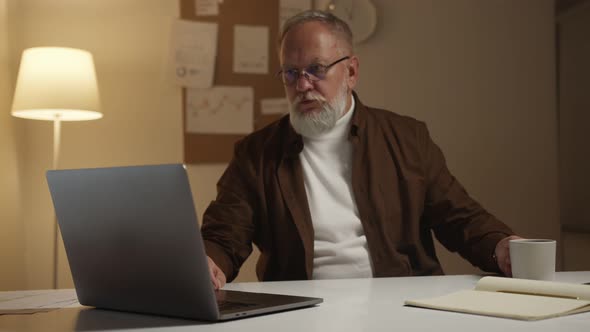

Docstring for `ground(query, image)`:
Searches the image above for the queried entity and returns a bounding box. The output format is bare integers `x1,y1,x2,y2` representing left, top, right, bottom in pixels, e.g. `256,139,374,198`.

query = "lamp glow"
11,47,102,121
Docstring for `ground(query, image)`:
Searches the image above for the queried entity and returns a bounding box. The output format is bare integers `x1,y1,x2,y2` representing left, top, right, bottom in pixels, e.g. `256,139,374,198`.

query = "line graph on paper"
186,86,254,134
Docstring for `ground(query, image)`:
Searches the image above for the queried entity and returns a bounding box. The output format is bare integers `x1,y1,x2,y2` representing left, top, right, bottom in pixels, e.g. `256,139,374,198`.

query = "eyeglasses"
277,56,350,86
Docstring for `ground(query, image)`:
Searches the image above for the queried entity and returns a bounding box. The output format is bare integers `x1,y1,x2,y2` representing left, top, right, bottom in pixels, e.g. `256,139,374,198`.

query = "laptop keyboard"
217,300,258,311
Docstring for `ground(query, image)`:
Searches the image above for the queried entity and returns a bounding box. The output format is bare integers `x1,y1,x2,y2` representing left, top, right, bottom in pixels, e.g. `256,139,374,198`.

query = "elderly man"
202,10,520,289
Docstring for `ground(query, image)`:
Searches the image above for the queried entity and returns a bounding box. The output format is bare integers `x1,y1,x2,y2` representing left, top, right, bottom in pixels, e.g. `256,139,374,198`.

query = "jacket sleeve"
200,140,259,282
417,122,514,272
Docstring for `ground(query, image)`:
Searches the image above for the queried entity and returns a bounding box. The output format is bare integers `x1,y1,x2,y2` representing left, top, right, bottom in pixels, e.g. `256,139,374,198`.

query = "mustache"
293,92,327,107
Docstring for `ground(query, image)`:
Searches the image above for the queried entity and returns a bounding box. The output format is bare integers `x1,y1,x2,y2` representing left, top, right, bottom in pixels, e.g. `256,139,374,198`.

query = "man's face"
279,21,358,137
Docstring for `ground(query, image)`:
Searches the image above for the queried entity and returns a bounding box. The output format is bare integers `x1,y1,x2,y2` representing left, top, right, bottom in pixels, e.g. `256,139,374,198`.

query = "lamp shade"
11,47,102,121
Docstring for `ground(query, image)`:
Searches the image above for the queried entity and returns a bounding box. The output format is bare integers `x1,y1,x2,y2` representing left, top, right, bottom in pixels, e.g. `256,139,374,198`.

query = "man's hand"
207,256,227,290
494,235,523,277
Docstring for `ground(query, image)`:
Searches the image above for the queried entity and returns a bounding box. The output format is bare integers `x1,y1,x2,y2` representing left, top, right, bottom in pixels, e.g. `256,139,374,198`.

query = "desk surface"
1,272,589,332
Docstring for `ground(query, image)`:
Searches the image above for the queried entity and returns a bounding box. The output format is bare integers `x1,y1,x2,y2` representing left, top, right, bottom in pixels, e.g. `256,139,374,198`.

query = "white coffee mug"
509,239,556,281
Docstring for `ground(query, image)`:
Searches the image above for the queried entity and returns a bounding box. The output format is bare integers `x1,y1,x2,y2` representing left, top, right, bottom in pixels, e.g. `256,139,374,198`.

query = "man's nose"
295,72,314,92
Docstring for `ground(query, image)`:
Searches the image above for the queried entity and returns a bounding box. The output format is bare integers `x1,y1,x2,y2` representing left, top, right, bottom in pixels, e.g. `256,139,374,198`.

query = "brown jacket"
201,93,514,282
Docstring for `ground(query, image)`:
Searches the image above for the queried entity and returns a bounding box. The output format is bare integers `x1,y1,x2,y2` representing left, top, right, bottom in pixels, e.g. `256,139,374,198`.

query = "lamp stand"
11,47,102,290
52,116,61,289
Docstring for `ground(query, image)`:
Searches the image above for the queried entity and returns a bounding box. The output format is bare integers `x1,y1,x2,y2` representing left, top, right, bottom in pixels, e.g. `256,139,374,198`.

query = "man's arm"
200,141,259,285
417,122,518,273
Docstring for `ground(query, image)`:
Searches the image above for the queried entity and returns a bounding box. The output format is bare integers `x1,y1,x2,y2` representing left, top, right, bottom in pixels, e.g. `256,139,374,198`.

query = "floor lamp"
11,47,102,289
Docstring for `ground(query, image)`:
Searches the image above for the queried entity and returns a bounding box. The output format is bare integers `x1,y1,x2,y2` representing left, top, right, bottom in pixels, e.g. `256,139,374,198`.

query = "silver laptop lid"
46,164,220,320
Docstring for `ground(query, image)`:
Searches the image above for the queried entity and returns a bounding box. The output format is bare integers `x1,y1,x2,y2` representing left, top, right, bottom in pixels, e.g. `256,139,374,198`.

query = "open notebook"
405,276,590,321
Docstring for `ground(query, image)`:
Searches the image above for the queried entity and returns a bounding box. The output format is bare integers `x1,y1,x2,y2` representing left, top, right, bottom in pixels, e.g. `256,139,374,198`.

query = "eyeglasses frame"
277,56,351,86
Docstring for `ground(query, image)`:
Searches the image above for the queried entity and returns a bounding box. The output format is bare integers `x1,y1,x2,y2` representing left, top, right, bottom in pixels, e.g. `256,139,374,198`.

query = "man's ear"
347,55,360,90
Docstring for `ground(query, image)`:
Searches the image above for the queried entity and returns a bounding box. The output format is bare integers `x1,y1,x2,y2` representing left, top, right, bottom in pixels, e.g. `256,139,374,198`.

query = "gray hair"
279,10,353,54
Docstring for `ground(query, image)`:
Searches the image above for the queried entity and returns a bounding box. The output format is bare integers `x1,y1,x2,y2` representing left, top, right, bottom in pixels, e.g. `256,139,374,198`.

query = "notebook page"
405,289,590,320
475,276,590,300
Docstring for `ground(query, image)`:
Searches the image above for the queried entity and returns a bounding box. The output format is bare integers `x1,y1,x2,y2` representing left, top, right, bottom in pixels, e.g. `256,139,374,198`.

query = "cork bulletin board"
180,0,287,163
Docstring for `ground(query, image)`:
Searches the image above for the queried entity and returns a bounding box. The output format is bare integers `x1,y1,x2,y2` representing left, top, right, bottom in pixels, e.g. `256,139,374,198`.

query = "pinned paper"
279,0,312,31
195,0,219,16
261,98,289,115
233,25,269,74
170,19,218,88
186,86,254,134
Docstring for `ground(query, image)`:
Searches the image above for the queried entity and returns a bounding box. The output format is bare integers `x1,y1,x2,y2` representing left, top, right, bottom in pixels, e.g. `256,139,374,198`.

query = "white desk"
1,272,589,332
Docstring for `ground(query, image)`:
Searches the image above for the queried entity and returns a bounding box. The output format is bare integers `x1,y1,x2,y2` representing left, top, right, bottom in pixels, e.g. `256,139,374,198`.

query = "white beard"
288,81,349,138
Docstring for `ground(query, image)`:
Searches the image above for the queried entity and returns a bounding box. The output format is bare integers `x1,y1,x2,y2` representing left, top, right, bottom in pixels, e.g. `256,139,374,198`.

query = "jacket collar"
349,91,366,140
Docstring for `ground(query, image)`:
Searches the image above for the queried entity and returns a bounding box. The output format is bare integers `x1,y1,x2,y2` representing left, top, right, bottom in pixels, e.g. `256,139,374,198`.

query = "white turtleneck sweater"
300,97,373,279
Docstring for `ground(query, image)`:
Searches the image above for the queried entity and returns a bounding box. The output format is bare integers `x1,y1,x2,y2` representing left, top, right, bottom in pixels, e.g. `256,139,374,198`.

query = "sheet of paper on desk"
0,289,80,315
405,276,590,320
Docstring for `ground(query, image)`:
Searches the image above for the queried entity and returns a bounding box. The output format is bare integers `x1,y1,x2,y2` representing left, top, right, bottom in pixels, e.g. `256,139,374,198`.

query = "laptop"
46,164,322,321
